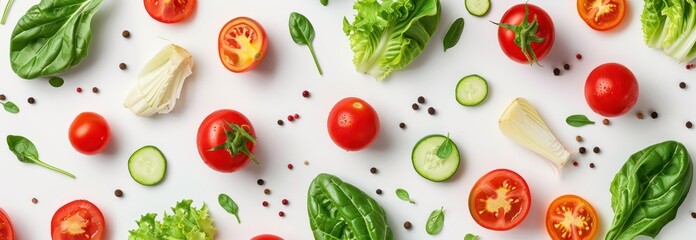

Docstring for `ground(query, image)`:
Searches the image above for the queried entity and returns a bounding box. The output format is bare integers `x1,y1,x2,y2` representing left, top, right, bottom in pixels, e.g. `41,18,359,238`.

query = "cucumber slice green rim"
412,134,461,182
456,74,489,106
466,0,491,17
128,145,167,186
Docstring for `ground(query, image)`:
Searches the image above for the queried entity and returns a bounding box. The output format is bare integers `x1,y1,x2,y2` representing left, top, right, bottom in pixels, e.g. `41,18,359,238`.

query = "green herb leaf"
2,101,19,113
395,188,415,204
49,77,64,88
443,18,464,52
426,207,445,235
289,12,323,75
565,114,595,127
6,135,75,178
1,0,15,24
320,0,328,6
218,193,240,223
436,133,453,159
464,233,478,240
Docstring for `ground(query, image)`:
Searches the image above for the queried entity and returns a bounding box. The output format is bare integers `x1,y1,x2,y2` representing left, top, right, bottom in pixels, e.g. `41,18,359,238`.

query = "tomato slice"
0,208,15,240
577,0,626,31
468,169,531,231
218,17,268,73
546,195,598,240
144,0,196,24
51,200,105,240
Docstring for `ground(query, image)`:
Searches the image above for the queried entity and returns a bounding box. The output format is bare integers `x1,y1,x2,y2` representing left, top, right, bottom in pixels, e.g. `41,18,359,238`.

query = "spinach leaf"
320,0,328,6
49,76,65,88
6,135,75,178
606,141,693,240
425,207,444,235
464,233,478,240
2,101,19,113
443,18,464,52
565,114,595,127
395,188,415,204
1,0,15,24
436,133,452,159
10,0,104,79
289,12,323,75
218,193,240,223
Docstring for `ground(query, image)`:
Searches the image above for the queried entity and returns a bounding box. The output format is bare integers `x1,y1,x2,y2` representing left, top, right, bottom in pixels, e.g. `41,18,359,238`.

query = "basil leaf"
218,193,241,223
443,18,464,52
395,188,415,204
6,135,75,178
425,207,445,235
464,233,478,240
565,114,595,127
49,77,64,88
2,101,19,113
320,0,328,6
289,12,323,75
436,133,453,159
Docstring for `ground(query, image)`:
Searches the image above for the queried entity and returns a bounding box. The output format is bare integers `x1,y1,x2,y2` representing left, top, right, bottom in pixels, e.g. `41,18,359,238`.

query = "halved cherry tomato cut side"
545,195,598,240
0,208,15,240
143,0,196,24
469,169,531,231
218,17,268,73
51,200,106,240
577,0,626,31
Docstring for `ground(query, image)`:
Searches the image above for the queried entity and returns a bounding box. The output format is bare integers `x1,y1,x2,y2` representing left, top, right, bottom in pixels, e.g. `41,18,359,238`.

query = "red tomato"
197,109,257,172
218,17,268,73
584,63,639,117
51,200,105,240
69,112,111,155
0,208,15,240
546,195,599,240
327,97,380,151
577,0,626,31
496,3,555,64
469,169,531,231
143,0,196,24
251,234,284,240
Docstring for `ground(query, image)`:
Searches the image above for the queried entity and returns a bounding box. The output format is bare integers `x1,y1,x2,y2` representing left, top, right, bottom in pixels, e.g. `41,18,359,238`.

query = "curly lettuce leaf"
343,0,440,80
128,199,216,240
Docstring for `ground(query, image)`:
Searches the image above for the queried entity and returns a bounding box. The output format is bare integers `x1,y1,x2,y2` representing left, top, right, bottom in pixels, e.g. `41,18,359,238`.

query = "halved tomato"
144,0,196,24
468,169,531,231
51,200,106,240
577,0,626,31
0,208,15,240
218,17,268,73
546,195,598,240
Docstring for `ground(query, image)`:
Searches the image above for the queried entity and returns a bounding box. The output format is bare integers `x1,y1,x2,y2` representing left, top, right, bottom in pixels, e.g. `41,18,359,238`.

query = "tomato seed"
278,211,285,217
650,111,659,119
264,189,271,195
427,107,436,115
370,167,378,174
602,118,610,125
590,163,595,168
287,164,294,170
31,198,38,204
262,201,269,207
27,97,35,104
576,54,582,60
687,121,693,129
282,199,289,205
114,189,123,197
680,82,687,89
122,30,131,38
92,87,99,93
563,64,570,70
376,189,383,195
277,119,284,126
417,96,425,104
76,87,83,93
287,115,295,121
0,94,6,101
119,63,127,70
302,90,310,98
257,179,265,185
411,103,419,110
403,221,412,229
593,147,601,153
579,147,586,154
399,122,406,129
553,68,561,76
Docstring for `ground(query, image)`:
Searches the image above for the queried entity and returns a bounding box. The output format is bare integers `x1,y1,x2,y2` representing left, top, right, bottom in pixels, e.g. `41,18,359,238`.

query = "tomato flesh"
144,0,196,24
327,97,380,151
546,195,598,240
0,208,14,240
469,169,531,230
577,0,625,31
69,112,111,155
251,234,284,240
51,200,105,240
197,109,256,172
218,17,268,73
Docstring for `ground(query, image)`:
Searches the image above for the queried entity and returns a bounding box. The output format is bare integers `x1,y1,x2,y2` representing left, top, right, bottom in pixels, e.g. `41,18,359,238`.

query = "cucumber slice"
128,145,167,186
466,0,491,17
412,134,461,182
456,74,488,106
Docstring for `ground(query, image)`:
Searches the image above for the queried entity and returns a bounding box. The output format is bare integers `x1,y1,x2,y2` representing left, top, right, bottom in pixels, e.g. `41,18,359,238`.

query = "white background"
1,0,696,239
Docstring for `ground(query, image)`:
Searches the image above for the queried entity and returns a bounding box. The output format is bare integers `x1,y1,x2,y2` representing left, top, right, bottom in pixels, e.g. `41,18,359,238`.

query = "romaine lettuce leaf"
641,0,696,62
128,199,216,240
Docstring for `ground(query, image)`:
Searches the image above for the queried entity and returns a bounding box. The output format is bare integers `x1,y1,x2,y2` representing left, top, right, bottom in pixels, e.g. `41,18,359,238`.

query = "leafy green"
2,101,19,113
565,114,595,127
49,77,64,88
6,135,75,178
1,0,15,24
606,141,693,240
10,0,103,79
395,188,415,203
289,12,323,75
464,233,478,240
321,0,329,6
343,0,441,80
308,173,393,240
128,199,216,240
641,0,696,62
218,193,241,223
425,207,444,235
443,18,464,51
436,133,453,159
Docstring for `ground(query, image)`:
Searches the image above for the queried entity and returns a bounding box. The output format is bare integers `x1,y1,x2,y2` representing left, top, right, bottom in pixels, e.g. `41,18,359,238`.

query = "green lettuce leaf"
128,199,216,240
641,0,696,62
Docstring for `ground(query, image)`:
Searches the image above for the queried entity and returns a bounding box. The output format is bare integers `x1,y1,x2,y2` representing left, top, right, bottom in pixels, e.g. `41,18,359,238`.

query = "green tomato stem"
1,0,15,25
307,44,323,75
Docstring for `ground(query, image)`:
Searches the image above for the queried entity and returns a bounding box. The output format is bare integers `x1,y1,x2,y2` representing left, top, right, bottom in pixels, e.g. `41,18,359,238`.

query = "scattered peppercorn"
376,189,383,195
417,96,425,104
287,115,295,121
303,160,310,165
282,199,289,205
278,211,285,217
593,147,600,153
370,167,378,174
302,90,310,98
403,221,412,230
277,119,284,126
287,164,294,170
31,198,38,204
680,82,687,89
27,97,35,104
257,179,265,185
650,111,658,119
0,94,6,101
602,118,610,125
687,64,692,70
636,112,644,119
92,87,99,93
575,135,583,142
294,113,300,119
122,30,131,38
576,54,582,60
399,122,406,129
553,68,561,76
264,189,271,195
411,103,419,110
590,163,595,168
687,121,693,129
691,212,696,218
427,107,436,115
76,87,83,93
119,63,127,70
573,161,579,167
563,64,570,70
114,189,123,198
262,201,269,207
579,147,587,154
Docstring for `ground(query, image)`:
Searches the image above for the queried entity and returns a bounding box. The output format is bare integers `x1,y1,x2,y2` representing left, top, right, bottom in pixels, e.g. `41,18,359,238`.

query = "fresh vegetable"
395,188,416,204
565,114,595,127
412,134,460,182
196,109,257,172
123,44,193,117
1,0,15,24
545,195,598,240
327,97,380,151
143,0,196,24
0,208,14,240
606,141,693,240
443,18,465,52
425,207,445,235
469,169,531,231
456,74,488,106
641,0,696,62
464,233,478,240
51,200,105,240
577,0,625,31
218,17,268,73
289,12,323,75
251,234,284,240
466,0,491,17
1,101,19,114
320,0,328,6
307,173,393,240
218,193,241,223
9,0,103,79
49,77,65,88
7,135,75,178
585,63,638,117
128,199,216,240
498,98,571,173
128,145,167,186
69,112,111,155
343,0,441,80
493,3,554,65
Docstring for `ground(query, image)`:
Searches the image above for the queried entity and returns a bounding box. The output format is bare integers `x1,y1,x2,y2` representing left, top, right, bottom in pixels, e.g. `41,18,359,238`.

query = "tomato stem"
209,122,259,165
491,3,545,66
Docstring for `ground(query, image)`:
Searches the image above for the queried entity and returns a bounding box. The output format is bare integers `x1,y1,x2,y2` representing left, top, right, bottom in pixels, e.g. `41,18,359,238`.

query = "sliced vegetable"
1,0,15,24
469,169,531,231
218,193,241,223
143,0,196,24
456,75,488,106
565,114,595,127
606,141,693,240
343,0,441,80
498,98,571,174
123,44,193,117
128,145,167,186
577,0,626,31
51,200,105,240
465,0,490,17
395,188,415,204
6,135,75,178
641,0,696,62
545,195,598,240
493,3,554,65
128,199,216,240
289,12,322,75
0,208,15,240
218,17,268,73
1,101,19,114
412,134,460,182
251,234,284,240
425,207,445,235
443,18,465,52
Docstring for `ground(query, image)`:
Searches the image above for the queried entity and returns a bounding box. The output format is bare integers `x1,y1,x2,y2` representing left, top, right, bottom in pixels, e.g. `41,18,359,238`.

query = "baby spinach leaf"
436,133,453,159
289,12,323,75
443,18,464,51
425,207,444,235
396,188,415,204
565,114,595,127
6,135,75,178
218,193,240,223
464,233,478,240
2,101,19,113
320,0,328,6
49,77,64,88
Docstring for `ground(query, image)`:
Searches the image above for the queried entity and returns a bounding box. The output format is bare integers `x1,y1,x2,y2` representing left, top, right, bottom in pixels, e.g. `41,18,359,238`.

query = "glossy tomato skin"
218,17,268,73
585,63,639,117
69,112,111,155
144,0,196,24
197,109,256,172
0,208,15,240
577,0,626,31
497,4,555,64
51,200,105,240
469,169,531,231
546,195,598,240
327,97,380,151
250,234,284,240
